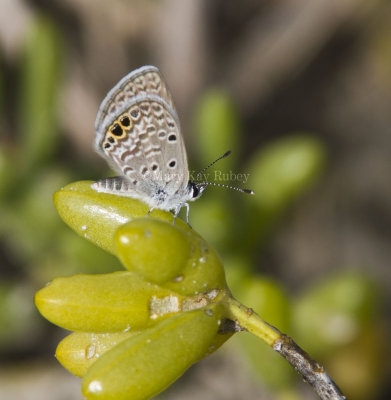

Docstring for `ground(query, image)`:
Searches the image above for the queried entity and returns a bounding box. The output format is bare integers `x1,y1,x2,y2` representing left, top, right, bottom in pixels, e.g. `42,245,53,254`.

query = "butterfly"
92,65,253,226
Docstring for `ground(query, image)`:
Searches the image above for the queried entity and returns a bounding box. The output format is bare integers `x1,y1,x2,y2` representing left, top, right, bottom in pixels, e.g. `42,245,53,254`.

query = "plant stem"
226,297,347,400
226,296,281,345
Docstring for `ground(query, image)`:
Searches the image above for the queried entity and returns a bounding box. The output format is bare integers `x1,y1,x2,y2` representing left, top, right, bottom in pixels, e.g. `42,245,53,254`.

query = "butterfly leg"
183,203,192,229
171,204,187,226
147,207,155,217
172,204,191,228
172,206,180,225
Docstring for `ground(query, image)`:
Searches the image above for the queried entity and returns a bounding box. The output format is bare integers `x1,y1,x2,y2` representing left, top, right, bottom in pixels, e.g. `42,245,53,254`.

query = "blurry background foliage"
0,1,390,400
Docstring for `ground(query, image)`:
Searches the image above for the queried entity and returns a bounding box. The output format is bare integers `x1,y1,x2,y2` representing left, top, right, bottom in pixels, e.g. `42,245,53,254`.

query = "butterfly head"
187,181,207,202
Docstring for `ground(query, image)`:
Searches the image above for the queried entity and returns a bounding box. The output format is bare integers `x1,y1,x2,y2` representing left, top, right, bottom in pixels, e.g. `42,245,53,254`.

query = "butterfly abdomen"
92,176,135,194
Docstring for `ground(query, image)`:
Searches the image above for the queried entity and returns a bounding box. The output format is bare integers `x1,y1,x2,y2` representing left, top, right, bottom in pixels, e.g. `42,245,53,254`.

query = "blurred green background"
0,1,390,399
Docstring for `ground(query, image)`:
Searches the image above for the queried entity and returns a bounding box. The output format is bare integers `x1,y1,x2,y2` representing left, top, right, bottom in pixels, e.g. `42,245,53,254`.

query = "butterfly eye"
192,185,199,198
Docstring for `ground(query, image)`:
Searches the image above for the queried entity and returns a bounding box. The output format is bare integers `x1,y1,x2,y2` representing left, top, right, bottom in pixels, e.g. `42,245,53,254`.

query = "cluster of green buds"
35,181,234,400
35,181,346,400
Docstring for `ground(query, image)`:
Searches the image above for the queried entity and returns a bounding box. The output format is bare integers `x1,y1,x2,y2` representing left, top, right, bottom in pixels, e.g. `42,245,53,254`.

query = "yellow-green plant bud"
115,219,193,284
35,271,186,332
56,331,139,377
116,219,227,296
162,234,226,296
53,181,189,255
82,304,227,400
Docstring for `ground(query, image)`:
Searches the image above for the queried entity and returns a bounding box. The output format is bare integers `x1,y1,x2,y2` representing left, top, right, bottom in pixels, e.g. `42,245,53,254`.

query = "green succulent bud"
116,219,227,296
115,219,193,283
56,331,139,377
35,271,187,332
53,181,189,255
82,304,227,400
54,181,228,294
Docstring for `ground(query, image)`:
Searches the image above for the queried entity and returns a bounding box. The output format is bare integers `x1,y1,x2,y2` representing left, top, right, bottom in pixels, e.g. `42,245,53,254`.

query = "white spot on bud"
85,344,96,360
119,235,130,245
204,308,214,317
88,380,103,393
150,295,180,319
144,229,151,238
205,289,219,300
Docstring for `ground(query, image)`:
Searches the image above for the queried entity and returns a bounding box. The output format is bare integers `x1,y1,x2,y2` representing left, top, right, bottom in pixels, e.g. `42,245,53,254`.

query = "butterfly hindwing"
95,65,176,142
93,95,188,199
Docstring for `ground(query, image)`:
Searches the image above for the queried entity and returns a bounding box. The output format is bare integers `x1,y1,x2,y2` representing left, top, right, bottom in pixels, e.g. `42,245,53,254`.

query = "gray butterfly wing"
93,94,189,203
95,65,175,150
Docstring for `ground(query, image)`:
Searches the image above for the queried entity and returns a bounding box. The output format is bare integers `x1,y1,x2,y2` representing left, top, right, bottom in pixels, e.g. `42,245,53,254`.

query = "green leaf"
242,135,326,250
193,90,241,169
292,273,379,357
248,135,326,213
0,147,15,199
20,16,63,169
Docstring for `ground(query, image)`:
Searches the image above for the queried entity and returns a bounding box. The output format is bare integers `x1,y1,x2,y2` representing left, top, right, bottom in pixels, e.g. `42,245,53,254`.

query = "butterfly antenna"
197,181,254,195
195,150,232,181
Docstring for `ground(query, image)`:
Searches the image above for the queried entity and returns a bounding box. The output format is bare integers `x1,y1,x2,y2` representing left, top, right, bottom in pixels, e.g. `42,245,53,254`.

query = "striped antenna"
196,181,254,195
195,150,232,181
